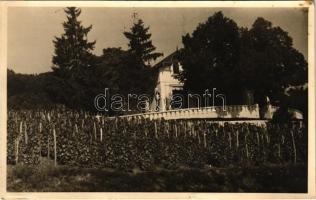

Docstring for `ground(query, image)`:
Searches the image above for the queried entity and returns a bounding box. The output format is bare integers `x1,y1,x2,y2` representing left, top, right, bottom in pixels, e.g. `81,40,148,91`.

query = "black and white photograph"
0,1,315,197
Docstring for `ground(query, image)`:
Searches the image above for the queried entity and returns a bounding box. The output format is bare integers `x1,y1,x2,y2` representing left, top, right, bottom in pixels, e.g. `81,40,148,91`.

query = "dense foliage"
180,12,241,103
179,12,307,108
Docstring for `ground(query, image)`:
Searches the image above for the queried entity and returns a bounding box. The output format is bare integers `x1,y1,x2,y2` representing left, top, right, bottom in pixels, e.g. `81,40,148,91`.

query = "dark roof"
153,50,180,69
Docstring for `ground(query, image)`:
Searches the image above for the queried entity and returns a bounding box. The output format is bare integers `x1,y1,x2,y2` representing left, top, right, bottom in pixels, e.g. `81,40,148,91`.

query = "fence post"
53,127,57,167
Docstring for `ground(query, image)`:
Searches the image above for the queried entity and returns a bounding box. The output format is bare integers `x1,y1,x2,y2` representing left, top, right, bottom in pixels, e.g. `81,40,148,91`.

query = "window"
172,60,180,74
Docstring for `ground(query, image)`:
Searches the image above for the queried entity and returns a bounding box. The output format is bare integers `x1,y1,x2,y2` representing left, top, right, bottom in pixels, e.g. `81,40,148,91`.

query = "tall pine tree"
52,7,96,78
124,18,163,66
49,7,96,111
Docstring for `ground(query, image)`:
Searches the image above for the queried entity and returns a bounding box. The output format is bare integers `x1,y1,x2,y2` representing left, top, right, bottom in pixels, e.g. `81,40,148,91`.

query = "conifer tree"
52,7,96,78
124,18,163,66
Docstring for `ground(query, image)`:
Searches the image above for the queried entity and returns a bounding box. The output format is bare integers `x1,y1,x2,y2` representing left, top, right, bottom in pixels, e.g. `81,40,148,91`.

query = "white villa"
150,51,183,112
147,51,303,120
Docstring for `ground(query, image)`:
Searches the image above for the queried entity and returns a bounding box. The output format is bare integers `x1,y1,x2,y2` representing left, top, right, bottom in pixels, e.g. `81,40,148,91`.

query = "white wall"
152,63,183,111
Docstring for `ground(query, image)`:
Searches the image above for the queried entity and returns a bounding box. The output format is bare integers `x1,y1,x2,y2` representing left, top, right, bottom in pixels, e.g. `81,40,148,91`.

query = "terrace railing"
110,104,260,120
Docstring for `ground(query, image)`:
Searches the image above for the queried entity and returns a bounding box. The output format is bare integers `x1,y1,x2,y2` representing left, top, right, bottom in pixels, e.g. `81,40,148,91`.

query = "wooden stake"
175,124,178,138
38,119,42,157
39,122,42,133
144,125,148,137
53,127,57,166
290,130,297,164
278,143,281,158
15,139,19,164
256,131,260,146
100,128,103,142
75,124,78,134
266,132,269,144
236,130,239,149
24,122,28,144
245,135,249,159
184,122,187,138
228,132,232,149
47,137,50,159
19,121,23,134
93,122,97,140
154,121,158,139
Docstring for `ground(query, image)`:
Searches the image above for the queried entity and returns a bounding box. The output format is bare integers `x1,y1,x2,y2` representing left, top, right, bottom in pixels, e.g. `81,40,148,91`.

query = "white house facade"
150,51,183,112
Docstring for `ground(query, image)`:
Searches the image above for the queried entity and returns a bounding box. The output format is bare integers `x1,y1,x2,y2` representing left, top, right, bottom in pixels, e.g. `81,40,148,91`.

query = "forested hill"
7,47,159,113
7,69,55,110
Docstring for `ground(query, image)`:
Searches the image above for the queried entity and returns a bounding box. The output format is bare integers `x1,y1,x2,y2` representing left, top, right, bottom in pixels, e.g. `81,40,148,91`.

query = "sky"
8,7,308,74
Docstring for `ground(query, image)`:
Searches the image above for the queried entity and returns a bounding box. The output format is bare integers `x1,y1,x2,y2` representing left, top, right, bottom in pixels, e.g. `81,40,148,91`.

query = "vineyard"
7,109,307,170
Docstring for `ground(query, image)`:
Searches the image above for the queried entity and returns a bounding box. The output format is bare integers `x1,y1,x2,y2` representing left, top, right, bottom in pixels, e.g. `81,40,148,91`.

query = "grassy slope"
7,162,307,192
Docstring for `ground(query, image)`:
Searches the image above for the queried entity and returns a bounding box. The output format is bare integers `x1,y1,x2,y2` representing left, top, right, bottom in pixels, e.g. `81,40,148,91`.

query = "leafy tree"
179,12,241,105
124,18,163,65
52,7,96,79
238,17,307,107
179,12,307,109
